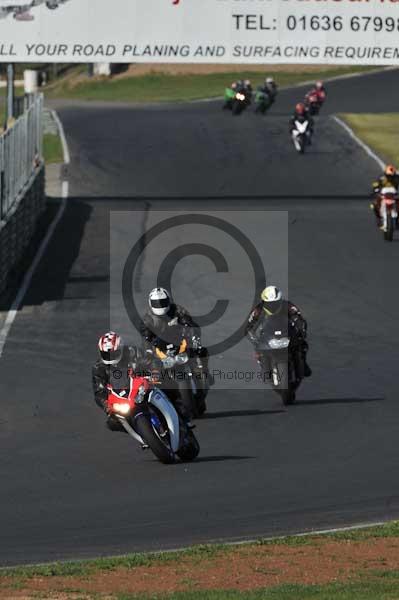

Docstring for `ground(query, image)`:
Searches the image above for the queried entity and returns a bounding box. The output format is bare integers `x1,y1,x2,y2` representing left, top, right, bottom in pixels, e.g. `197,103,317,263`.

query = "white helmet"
266,77,274,84
149,287,171,316
261,286,283,315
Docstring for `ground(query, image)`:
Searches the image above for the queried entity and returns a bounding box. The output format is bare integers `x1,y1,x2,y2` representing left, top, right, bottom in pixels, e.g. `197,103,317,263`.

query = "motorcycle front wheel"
133,414,175,464
274,361,296,406
384,214,394,242
232,101,243,115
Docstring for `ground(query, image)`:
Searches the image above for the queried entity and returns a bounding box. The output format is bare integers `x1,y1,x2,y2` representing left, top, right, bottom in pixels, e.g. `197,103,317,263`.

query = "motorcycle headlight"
268,337,290,349
175,352,189,365
236,93,245,101
113,403,130,415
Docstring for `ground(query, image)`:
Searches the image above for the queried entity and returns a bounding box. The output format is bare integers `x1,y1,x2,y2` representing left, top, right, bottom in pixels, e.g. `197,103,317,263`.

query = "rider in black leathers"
140,288,212,417
246,286,312,378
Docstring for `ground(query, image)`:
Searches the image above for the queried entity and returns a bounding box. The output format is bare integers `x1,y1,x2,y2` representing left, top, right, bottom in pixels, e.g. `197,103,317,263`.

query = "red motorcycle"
305,90,325,115
106,373,200,464
377,186,399,242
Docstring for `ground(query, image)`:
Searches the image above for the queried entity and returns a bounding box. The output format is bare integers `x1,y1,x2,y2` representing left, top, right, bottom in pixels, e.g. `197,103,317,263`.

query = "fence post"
6,64,15,126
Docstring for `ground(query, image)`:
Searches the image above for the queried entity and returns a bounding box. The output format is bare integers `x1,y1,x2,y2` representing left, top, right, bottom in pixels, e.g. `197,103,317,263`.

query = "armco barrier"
0,165,45,296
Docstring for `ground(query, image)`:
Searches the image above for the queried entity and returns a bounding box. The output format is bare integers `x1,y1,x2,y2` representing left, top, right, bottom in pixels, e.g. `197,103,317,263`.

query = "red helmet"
315,80,324,90
98,332,123,365
385,164,397,177
295,102,306,115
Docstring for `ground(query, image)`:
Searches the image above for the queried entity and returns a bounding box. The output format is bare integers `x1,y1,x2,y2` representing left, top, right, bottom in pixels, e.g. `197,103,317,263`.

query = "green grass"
340,113,399,166
46,66,377,104
2,522,399,580
43,133,64,164
111,575,399,599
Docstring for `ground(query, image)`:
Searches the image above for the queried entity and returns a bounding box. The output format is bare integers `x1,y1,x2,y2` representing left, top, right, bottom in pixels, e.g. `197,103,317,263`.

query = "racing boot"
106,414,126,433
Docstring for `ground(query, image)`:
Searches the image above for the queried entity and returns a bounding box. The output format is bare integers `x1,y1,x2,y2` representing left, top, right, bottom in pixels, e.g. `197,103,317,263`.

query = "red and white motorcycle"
305,90,325,116
378,186,399,242
107,374,200,464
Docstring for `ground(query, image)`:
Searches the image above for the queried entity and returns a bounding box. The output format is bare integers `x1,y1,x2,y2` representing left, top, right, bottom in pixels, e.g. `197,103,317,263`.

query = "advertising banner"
1,0,399,64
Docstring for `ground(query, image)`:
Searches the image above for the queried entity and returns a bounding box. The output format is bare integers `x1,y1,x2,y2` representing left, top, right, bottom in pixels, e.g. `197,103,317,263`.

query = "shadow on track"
0,198,93,310
193,455,256,463
201,409,284,419
294,397,383,407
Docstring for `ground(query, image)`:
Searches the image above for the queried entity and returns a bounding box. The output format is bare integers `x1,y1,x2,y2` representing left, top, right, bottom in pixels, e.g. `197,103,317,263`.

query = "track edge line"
332,115,385,170
0,111,70,358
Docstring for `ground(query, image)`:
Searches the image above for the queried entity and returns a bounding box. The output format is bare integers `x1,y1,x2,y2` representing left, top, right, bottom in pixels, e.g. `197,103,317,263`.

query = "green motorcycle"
223,87,248,116
255,89,272,114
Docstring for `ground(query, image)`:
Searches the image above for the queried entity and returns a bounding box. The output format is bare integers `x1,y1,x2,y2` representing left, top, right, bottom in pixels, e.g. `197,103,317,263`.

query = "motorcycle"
254,89,272,114
253,314,305,405
106,374,200,464
154,336,208,418
305,91,325,116
376,186,399,242
223,87,249,116
291,119,310,154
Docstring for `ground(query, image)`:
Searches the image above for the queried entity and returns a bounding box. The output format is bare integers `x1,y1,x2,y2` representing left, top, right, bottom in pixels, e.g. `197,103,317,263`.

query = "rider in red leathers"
305,80,326,112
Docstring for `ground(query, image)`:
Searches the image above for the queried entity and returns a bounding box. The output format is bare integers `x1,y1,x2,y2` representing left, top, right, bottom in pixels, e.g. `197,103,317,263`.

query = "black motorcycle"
151,331,208,418
253,314,305,405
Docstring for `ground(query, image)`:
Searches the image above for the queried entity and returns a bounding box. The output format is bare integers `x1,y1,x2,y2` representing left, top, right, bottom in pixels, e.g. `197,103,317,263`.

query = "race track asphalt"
1,69,399,566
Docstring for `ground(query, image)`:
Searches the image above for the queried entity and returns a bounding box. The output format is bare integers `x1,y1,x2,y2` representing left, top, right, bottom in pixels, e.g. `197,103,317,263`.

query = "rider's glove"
192,336,202,351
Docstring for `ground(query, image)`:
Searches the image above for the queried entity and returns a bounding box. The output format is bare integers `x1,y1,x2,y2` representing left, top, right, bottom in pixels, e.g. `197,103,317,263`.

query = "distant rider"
289,103,314,143
246,286,312,378
371,164,399,225
264,77,278,102
231,79,252,99
305,80,326,107
243,79,253,96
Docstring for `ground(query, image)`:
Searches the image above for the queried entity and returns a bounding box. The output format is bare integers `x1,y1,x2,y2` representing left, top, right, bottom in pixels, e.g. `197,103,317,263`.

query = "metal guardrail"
0,93,43,220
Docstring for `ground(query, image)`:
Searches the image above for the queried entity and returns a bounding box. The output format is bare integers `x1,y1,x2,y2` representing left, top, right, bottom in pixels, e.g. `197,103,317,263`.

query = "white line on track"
0,519,391,570
332,115,385,170
0,111,70,358
51,109,71,165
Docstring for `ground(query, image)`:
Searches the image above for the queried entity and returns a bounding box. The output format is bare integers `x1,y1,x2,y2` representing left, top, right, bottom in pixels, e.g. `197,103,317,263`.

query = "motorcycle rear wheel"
177,429,200,462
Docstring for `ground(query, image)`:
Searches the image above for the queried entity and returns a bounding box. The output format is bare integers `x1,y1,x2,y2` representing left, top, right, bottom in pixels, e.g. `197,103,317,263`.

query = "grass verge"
45,66,377,104
1,522,399,598
43,133,64,164
339,113,399,166
112,576,399,599
1,521,399,579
